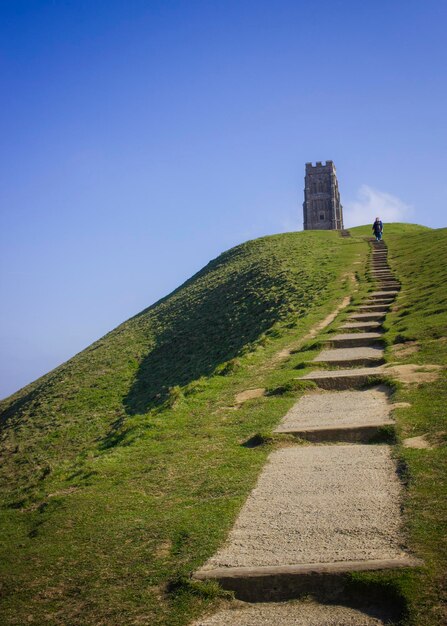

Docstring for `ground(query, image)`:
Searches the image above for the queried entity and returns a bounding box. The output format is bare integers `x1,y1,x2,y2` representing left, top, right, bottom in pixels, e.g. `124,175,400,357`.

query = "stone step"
349,312,386,322
276,424,389,444
365,295,395,302
313,346,385,368
377,285,400,292
301,366,385,389
365,292,395,301
324,332,384,348
195,445,417,601
363,300,393,307
195,559,417,604
355,304,391,312
340,320,382,330
369,290,399,297
275,386,392,443
193,600,392,626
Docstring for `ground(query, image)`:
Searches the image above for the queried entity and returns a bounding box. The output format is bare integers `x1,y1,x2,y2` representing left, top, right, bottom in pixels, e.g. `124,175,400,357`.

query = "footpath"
192,240,419,625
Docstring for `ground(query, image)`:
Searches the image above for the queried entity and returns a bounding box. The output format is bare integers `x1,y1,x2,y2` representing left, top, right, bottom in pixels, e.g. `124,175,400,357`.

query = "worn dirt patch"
391,402,412,409
47,487,79,498
403,435,432,449
154,540,173,558
391,341,419,358
273,295,353,363
235,388,265,404
385,363,442,384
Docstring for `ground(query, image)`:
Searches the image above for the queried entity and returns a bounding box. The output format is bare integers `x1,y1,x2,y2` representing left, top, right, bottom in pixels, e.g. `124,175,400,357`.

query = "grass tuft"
265,379,317,396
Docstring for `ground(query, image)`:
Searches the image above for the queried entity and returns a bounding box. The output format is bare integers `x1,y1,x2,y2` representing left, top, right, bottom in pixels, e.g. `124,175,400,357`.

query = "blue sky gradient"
1,0,446,397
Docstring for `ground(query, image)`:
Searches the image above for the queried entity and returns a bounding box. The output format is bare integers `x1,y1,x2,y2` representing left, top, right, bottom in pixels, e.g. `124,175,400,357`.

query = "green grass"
0,230,366,626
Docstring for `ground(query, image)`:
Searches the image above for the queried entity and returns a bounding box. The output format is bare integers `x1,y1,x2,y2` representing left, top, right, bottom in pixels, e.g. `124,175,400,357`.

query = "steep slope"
0,230,364,626
2,224,445,626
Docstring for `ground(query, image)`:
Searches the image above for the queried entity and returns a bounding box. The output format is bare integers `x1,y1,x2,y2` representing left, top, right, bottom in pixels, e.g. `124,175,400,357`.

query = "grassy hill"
1,225,446,625
0,230,364,626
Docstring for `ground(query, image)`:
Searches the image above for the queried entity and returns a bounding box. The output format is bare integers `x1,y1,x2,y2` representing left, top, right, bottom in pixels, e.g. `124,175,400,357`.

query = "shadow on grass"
123,265,289,414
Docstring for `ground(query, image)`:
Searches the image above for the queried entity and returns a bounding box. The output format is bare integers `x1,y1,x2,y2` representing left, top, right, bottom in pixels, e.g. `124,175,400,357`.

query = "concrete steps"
275,387,392,442
349,312,386,321
195,558,417,605
195,445,417,600
323,332,384,348
355,304,391,312
364,297,394,303
300,366,385,390
369,290,399,297
193,600,392,625
313,346,384,368
192,242,417,624
340,320,382,330
375,284,400,292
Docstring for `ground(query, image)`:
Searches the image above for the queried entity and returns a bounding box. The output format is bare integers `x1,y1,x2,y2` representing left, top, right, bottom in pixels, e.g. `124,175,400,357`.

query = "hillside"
0,230,364,625
1,224,446,626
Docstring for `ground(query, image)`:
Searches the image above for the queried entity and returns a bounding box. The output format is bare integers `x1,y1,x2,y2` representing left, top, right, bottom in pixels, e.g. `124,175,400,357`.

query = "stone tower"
303,161,344,230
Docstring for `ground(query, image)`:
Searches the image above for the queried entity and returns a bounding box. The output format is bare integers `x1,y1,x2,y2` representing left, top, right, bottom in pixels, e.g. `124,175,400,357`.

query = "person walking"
372,217,383,241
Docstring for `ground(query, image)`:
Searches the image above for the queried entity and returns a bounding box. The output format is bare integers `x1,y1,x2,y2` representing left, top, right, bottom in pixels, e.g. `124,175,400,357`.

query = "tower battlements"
302,160,343,231
305,160,334,169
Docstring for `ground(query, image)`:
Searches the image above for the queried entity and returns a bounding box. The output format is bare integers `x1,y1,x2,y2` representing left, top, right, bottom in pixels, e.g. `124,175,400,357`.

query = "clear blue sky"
1,0,446,398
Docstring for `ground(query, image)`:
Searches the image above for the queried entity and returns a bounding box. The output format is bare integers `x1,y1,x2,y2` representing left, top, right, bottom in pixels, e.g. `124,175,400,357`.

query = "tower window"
319,212,325,221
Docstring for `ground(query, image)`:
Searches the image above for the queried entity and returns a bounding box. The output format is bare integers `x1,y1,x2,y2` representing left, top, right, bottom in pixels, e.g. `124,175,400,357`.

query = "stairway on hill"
192,240,420,625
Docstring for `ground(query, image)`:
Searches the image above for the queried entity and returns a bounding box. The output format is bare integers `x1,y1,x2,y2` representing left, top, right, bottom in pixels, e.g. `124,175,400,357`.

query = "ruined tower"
303,161,344,230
